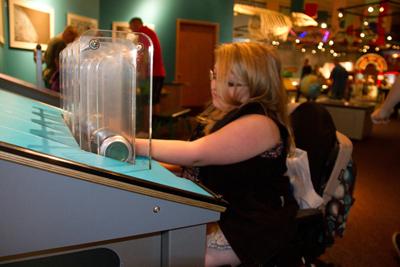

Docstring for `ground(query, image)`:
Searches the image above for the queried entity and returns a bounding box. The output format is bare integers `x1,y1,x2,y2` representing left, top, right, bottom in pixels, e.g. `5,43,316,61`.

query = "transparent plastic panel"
61,46,68,120
72,41,80,146
66,45,73,132
59,29,153,167
79,58,92,152
59,48,65,118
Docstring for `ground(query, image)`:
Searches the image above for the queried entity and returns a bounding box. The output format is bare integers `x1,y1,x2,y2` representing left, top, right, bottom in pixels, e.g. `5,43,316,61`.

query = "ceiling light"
321,23,327,29
387,36,392,41
312,50,316,54
380,7,384,12
295,39,300,43
364,21,369,26
375,47,380,51
360,33,365,38
368,6,374,12
329,40,334,46
301,48,306,52
338,12,343,18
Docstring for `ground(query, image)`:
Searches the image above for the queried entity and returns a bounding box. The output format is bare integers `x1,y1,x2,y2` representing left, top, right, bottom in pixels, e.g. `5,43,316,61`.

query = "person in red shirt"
130,18,166,115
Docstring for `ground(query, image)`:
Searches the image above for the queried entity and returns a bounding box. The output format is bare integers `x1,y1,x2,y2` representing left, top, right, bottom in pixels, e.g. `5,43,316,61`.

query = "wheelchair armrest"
295,209,326,262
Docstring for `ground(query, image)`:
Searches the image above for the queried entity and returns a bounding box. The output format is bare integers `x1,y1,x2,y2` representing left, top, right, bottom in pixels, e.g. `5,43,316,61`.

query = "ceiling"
235,0,379,16
233,0,400,43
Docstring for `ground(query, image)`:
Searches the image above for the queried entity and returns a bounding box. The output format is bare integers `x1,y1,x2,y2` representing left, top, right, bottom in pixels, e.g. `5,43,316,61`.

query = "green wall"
1,0,233,84
1,0,99,84
98,0,234,83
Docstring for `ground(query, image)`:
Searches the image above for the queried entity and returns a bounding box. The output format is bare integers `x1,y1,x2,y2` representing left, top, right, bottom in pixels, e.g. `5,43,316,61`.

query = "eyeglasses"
209,69,247,87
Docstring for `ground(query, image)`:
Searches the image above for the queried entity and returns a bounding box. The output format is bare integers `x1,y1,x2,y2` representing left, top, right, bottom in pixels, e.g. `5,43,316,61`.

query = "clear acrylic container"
59,29,153,167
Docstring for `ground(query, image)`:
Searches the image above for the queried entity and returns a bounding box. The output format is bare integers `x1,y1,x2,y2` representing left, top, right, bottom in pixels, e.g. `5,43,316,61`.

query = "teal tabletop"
0,89,214,198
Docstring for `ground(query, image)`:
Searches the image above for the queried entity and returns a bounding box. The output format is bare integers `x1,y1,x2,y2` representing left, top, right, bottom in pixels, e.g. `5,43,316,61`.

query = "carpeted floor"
318,117,400,267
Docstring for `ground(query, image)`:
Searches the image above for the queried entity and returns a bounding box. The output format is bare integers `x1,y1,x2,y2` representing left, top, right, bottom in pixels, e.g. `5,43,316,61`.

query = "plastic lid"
100,135,133,162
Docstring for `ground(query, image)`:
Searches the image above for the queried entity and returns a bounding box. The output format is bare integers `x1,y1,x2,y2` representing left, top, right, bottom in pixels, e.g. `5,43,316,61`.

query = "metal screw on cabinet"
153,206,160,213
89,39,100,50
136,43,143,51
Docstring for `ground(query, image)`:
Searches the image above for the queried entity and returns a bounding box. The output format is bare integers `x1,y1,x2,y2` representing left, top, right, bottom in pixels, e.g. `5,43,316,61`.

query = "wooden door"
175,19,219,107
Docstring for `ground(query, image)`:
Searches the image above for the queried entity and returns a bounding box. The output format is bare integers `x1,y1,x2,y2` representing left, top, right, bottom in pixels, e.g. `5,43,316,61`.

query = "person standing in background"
329,58,349,100
301,58,312,78
130,17,166,115
36,25,78,89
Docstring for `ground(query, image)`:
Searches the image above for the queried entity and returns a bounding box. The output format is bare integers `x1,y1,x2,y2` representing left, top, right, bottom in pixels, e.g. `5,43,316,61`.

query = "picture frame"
0,0,4,44
67,13,98,37
8,0,54,50
111,21,131,38
111,21,155,38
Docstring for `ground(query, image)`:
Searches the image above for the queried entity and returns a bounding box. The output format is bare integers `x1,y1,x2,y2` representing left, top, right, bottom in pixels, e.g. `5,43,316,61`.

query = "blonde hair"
198,42,295,155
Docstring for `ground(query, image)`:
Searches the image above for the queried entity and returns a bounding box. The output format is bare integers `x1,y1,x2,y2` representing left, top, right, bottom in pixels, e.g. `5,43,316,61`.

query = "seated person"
136,42,300,267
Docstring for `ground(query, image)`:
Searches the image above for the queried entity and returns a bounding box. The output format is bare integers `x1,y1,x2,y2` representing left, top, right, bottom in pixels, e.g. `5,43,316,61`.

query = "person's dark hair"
63,25,78,36
333,58,340,65
129,18,143,25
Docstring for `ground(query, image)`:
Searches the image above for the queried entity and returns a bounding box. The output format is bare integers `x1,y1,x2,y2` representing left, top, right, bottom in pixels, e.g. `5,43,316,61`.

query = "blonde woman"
136,42,299,267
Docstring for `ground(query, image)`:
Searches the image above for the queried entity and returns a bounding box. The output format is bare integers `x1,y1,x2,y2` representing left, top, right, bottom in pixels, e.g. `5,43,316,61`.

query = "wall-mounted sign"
355,53,388,71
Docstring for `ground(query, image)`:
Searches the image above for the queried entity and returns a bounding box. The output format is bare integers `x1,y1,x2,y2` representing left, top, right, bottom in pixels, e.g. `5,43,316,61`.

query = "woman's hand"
371,108,390,124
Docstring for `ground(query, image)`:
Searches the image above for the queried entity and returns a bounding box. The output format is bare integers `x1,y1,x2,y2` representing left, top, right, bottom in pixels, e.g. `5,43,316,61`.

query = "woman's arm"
136,114,280,167
371,76,400,124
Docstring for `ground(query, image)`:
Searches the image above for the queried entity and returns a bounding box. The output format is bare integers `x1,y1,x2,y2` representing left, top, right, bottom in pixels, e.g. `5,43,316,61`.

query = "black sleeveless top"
198,102,298,266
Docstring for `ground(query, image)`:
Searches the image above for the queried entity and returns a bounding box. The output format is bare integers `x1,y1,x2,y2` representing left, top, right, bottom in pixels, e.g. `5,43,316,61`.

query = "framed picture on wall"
111,21,155,38
67,13,98,36
0,0,5,44
111,21,131,38
8,0,54,50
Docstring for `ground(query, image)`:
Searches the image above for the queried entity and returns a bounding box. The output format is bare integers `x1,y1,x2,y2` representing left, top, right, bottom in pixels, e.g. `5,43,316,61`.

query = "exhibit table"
0,89,227,266
0,73,60,107
320,100,375,140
